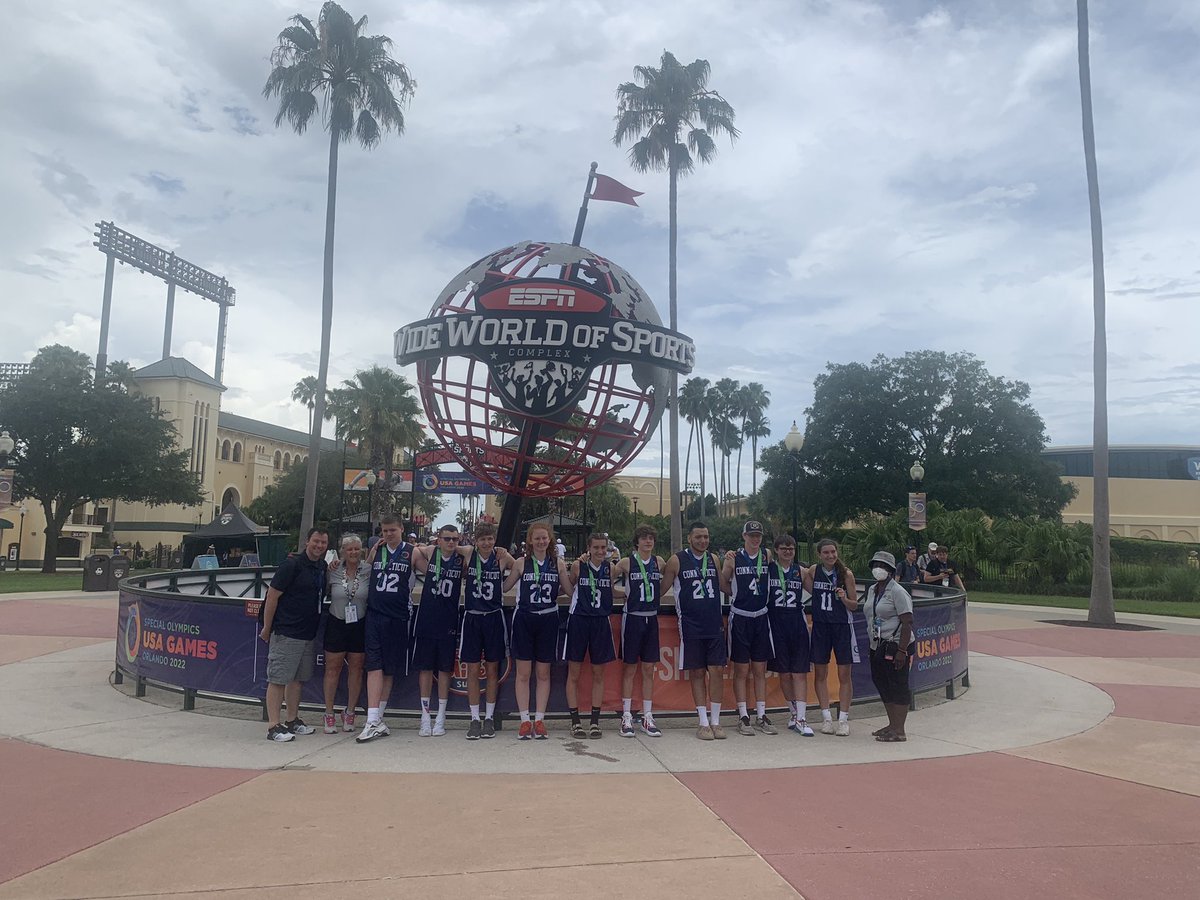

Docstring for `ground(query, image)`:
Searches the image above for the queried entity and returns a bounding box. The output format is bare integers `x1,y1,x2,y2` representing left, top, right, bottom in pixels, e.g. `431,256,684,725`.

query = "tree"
291,375,318,433
325,365,424,523
679,376,709,517
742,407,771,496
614,50,738,551
0,346,202,572
800,351,1074,526
707,377,739,514
1076,0,1115,626
733,382,769,502
105,361,138,392
264,2,415,544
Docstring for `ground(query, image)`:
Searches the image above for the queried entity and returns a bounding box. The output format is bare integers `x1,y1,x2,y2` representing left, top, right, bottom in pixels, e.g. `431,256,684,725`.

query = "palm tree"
679,376,710,518
707,378,739,515
735,382,769,498
264,2,415,540
104,361,138,393
614,50,738,548
325,365,424,521
1076,0,1114,626
743,407,771,495
291,375,319,433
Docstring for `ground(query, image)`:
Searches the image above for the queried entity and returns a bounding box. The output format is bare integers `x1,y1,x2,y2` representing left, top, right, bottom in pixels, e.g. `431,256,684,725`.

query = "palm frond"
355,109,381,148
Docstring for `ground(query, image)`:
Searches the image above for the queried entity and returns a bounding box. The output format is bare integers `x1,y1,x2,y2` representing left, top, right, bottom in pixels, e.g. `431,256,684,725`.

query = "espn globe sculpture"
394,241,695,538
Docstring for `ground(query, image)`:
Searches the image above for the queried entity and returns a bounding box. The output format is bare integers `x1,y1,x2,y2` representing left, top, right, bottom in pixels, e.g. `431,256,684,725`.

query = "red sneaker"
518,720,533,741
533,720,548,740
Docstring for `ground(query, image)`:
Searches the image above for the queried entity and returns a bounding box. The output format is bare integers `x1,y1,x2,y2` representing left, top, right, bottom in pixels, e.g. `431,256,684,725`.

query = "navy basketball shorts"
511,609,560,663
410,630,457,673
767,612,811,674
728,613,774,664
364,610,409,676
621,613,660,664
459,611,508,664
680,631,728,671
810,620,860,666
564,614,617,664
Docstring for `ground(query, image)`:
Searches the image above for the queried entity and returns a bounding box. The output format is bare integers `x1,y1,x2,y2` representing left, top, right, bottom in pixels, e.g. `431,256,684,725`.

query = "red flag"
591,173,643,206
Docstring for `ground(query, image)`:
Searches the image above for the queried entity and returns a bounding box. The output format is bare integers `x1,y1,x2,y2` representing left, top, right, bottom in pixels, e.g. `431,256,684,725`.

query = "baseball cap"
743,520,764,535
928,542,937,552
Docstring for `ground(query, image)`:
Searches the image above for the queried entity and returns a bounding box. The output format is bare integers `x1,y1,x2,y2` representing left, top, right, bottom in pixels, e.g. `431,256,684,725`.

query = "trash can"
108,555,131,589
83,555,110,591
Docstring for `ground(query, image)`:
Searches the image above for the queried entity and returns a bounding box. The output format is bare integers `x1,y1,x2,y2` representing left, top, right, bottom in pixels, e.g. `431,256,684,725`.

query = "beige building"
1046,446,1200,542
5,357,332,567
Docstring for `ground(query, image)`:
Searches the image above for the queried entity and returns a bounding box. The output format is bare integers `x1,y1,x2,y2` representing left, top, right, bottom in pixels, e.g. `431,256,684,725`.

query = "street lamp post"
632,497,639,535
16,504,27,572
365,470,378,533
908,462,926,549
783,421,806,546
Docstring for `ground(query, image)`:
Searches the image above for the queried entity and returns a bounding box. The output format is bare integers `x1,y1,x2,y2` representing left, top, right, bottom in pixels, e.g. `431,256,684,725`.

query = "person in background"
366,525,382,551
917,542,937,572
323,534,368,734
862,550,915,742
924,545,965,592
895,546,922,585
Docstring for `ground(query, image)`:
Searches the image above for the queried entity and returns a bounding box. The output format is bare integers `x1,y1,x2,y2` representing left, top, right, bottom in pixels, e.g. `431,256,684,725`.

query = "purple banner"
118,589,968,713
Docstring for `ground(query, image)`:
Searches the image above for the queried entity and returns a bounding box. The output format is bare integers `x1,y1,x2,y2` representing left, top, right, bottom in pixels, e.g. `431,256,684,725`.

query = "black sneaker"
285,718,316,735
267,724,295,742
467,719,482,740
481,717,496,739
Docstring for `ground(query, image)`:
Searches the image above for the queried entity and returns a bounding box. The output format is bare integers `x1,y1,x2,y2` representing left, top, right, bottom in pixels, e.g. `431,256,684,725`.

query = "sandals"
570,722,587,739
871,726,892,737
875,733,907,742
588,723,602,739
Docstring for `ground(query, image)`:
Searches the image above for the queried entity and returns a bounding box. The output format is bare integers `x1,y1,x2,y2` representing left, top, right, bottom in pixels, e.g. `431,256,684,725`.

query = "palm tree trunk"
299,126,340,545
667,162,682,548
735,417,745,507
683,418,694,518
710,429,719,518
697,420,706,518
751,435,759,495
1078,0,1114,625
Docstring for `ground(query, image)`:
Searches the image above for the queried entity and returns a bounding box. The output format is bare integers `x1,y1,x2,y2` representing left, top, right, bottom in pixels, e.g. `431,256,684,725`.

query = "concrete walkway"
1,592,1197,898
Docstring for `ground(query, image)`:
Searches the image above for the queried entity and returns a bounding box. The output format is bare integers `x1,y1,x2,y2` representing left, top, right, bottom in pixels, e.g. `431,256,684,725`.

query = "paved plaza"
1,591,1198,898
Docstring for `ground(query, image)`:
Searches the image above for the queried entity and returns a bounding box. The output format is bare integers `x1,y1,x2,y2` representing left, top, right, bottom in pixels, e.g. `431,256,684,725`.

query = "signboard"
116,588,968,713
0,469,11,509
908,491,927,531
1188,457,1200,480
343,468,414,493
416,471,499,494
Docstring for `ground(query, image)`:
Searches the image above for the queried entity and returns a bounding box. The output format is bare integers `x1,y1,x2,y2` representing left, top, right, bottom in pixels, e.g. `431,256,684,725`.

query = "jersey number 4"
692,580,716,600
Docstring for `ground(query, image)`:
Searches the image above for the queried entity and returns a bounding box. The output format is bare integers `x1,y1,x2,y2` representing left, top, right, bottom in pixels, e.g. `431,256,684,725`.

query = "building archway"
221,486,241,510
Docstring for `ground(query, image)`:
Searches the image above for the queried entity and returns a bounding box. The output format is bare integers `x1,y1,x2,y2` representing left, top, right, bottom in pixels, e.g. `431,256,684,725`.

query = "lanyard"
775,562,789,593
699,551,710,578
634,554,651,601
433,550,443,583
474,551,483,585
532,555,544,586
587,562,598,603
342,562,362,601
380,542,403,569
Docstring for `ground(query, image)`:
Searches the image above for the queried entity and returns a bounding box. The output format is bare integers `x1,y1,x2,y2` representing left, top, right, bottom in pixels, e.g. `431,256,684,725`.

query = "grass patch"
0,571,95,593
970,590,1200,619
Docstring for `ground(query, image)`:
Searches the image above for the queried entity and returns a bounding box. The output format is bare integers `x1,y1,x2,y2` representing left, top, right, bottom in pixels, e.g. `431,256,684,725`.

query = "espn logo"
507,286,576,308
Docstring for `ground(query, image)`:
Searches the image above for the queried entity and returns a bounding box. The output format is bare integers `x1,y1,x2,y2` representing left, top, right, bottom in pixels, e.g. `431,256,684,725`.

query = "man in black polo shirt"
259,528,329,742
896,546,922,584
924,545,965,592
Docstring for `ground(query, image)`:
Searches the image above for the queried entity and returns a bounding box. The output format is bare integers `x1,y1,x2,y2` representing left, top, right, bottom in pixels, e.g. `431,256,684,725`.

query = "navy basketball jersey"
625,553,662,614
811,565,852,624
674,549,723,638
368,542,414,618
414,550,463,635
731,549,769,613
570,560,613,616
465,549,504,614
517,554,561,611
768,562,804,613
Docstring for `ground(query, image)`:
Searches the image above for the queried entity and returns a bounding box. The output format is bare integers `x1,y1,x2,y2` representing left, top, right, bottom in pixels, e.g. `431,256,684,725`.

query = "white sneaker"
355,720,390,743
835,720,850,737
419,718,432,737
432,718,446,737
797,719,815,737
820,718,836,735
620,712,635,737
786,716,799,733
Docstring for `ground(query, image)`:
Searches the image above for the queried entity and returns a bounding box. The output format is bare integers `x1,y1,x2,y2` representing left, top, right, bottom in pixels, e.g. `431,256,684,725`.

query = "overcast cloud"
2,0,1197,480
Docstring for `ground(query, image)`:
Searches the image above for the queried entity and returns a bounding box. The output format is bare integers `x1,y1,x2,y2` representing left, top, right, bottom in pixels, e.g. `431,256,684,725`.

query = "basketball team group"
257,515,920,746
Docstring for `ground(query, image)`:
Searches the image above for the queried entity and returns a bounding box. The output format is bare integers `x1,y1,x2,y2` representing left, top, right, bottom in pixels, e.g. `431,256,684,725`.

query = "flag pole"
571,162,599,247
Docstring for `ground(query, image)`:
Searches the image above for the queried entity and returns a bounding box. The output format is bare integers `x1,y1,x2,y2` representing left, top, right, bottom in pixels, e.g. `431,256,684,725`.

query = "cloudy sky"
3,0,1198,480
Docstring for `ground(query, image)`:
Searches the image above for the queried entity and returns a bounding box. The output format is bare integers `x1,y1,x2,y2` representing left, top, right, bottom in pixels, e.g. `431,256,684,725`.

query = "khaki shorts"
267,634,316,685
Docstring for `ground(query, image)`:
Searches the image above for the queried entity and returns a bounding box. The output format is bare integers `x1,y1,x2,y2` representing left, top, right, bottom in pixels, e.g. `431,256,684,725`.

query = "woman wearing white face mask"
862,550,916,742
